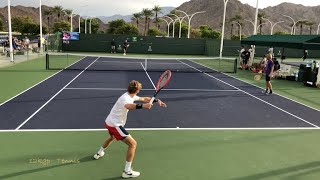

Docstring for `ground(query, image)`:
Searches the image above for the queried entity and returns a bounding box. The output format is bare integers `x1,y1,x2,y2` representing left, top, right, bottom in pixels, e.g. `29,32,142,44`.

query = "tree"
258,12,267,34
142,8,154,36
53,6,64,21
12,16,33,33
305,21,315,35
296,20,308,35
190,29,201,39
274,31,290,35
107,19,126,34
229,15,243,38
63,9,73,22
53,21,71,32
0,18,4,31
115,23,139,35
147,28,163,36
170,21,188,37
22,23,48,34
90,18,100,34
131,13,142,29
199,25,221,39
152,5,162,30
44,9,53,33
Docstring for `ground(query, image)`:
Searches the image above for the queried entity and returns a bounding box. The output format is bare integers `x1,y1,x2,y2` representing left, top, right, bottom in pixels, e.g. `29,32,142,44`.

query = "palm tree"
229,15,242,38
305,21,315,35
53,6,64,21
142,8,154,36
131,13,142,29
63,9,73,22
258,12,267,34
152,5,162,30
296,20,308,35
153,18,161,29
44,9,53,33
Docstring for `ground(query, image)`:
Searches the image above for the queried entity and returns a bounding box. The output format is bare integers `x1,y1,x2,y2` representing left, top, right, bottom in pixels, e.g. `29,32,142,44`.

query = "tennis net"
46,53,238,73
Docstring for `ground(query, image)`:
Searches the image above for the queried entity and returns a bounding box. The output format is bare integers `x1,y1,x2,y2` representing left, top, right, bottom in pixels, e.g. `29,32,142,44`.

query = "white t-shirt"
105,92,140,127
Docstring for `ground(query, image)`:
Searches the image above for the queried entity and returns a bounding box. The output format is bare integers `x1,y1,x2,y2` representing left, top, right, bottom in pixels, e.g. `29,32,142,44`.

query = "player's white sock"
124,161,132,172
98,147,105,154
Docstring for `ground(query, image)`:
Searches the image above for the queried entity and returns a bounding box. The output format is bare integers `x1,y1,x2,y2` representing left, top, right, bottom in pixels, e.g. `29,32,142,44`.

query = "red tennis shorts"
104,122,129,141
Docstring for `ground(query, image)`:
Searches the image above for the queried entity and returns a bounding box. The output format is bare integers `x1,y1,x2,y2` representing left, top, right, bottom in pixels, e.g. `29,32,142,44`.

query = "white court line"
191,60,320,112
15,57,101,130
0,127,319,133
64,87,240,92
0,56,87,107
178,60,320,128
97,60,182,65
141,62,156,89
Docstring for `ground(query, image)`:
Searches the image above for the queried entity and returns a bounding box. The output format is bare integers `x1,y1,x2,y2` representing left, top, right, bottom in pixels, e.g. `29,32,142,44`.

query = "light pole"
245,19,255,35
79,16,81,33
39,0,43,55
89,17,95,34
262,17,272,35
175,10,206,39
271,21,284,35
170,14,184,38
164,16,174,37
282,15,306,35
7,0,13,62
250,0,259,66
85,17,88,34
70,10,75,32
77,5,88,33
233,21,242,41
218,0,229,58
159,18,170,37
282,15,295,35
317,23,320,35
257,22,268,33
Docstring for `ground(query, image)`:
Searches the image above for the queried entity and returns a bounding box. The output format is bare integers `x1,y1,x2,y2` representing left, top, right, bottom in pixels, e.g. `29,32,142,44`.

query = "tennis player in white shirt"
93,80,167,178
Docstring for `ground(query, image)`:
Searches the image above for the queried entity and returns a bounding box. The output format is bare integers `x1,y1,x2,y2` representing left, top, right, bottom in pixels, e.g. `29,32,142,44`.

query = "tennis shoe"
93,151,105,160
122,169,140,178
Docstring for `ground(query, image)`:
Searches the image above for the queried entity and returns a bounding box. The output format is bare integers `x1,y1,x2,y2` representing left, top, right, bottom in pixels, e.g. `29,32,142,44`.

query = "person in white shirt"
93,80,167,178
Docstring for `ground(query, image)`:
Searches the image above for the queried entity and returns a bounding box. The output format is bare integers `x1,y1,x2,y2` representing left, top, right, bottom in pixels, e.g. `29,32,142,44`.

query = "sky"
1,0,320,17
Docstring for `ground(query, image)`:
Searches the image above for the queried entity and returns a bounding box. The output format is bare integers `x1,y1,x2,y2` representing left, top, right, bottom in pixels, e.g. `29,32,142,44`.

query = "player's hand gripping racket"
149,70,172,104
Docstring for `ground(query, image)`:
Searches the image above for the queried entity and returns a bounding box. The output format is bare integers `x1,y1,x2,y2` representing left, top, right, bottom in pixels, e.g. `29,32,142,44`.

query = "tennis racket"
254,74,262,81
149,70,172,104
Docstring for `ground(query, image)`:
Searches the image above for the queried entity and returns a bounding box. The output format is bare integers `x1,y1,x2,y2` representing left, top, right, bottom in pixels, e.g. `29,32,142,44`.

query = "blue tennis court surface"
0,56,319,130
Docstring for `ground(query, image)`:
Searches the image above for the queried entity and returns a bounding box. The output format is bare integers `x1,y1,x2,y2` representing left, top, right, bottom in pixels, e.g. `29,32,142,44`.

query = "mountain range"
97,7,175,23
1,1,320,37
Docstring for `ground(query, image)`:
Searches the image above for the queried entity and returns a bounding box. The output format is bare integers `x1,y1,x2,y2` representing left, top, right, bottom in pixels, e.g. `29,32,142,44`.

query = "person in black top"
241,48,250,69
123,40,129,55
302,49,308,61
273,57,280,71
111,39,116,53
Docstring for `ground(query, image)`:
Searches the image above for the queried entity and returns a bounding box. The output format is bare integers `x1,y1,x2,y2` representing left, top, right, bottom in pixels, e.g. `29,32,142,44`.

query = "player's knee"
130,140,137,148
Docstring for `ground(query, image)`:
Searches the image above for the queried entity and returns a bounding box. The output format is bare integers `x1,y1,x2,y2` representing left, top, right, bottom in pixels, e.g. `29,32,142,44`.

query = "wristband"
136,104,143,109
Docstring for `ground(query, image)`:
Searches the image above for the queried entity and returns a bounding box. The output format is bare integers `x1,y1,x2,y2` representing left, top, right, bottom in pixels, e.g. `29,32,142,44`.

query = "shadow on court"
0,156,94,180
229,161,320,180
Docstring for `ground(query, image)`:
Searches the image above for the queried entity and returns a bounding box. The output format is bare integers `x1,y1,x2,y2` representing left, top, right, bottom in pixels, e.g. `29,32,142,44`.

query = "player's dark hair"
128,80,142,94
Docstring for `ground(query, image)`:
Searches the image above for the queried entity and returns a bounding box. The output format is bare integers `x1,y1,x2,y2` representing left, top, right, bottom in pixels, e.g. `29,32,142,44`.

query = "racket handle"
149,97,155,104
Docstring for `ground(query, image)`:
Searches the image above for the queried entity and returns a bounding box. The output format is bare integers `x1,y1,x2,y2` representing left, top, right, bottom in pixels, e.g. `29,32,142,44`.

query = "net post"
46,53,49,70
